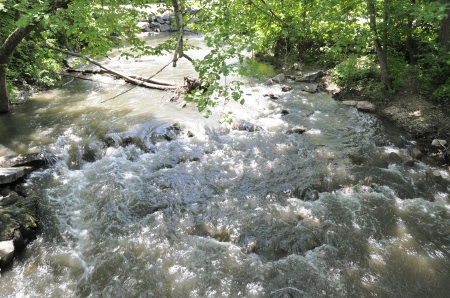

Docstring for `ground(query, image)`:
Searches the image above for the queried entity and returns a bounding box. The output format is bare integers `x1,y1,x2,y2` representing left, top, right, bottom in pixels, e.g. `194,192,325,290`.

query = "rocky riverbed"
2,63,449,271
0,153,51,269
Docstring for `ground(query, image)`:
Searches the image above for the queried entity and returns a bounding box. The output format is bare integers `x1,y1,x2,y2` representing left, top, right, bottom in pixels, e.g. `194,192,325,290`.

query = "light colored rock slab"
0,167,25,185
342,100,358,107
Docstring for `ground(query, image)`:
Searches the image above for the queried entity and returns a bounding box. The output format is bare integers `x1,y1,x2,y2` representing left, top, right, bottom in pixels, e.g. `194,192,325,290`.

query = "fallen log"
123,78,179,90
127,75,176,86
47,45,180,91
66,68,177,87
47,44,207,104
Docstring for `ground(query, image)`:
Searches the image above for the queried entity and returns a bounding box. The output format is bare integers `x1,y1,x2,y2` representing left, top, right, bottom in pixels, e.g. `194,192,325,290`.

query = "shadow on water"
0,83,135,156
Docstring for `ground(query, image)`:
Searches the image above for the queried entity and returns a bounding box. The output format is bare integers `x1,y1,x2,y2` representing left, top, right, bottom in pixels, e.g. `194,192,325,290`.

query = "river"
0,34,449,297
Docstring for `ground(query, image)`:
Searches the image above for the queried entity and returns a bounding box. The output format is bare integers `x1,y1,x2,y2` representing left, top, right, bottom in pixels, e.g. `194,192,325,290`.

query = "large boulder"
150,22,161,30
160,24,171,32
296,71,325,83
162,14,170,21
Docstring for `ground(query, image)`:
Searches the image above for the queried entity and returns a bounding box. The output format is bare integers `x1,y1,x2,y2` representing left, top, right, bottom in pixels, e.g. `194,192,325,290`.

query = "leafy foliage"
2,0,450,113
330,55,381,91
9,38,63,88
417,45,450,99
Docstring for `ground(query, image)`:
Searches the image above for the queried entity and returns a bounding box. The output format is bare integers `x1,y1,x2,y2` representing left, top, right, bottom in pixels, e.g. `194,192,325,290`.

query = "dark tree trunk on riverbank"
367,0,392,91
0,1,72,113
405,0,417,64
0,64,8,113
0,25,35,113
439,6,450,49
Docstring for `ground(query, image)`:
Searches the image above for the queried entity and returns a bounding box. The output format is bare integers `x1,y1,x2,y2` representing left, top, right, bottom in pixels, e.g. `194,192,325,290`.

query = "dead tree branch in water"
47,45,180,91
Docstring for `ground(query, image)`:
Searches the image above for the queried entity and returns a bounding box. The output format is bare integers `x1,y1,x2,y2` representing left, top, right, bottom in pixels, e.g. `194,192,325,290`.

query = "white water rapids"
0,34,449,297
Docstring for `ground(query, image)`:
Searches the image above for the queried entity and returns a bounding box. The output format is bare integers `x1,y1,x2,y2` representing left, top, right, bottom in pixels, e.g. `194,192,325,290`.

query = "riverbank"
317,74,450,167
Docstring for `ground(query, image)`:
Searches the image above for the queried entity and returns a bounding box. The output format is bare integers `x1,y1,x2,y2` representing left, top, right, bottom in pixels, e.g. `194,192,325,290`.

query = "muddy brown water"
0,34,449,297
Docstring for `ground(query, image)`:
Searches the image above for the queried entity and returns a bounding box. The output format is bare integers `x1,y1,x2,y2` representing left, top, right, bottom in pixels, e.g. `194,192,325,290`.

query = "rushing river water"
1,34,449,297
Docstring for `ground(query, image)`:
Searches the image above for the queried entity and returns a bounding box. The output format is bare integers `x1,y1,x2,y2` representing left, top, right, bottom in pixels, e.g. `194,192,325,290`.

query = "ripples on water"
1,35,449,297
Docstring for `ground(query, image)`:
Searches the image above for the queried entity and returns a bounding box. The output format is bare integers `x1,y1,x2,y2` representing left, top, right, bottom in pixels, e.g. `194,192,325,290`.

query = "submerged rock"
388,152,403,165
281,85,293,92
411,147,423,159
388,152,415,166
302,85,317,93
298,188,319,201
235,121,263,132
269,94,280,100
402,155,415,166
150,123,182,143
286,126,308,134
427,170,442,180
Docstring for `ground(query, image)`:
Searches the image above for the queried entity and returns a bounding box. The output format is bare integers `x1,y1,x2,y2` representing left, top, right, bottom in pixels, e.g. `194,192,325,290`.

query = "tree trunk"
439,6,450,49
405,0,417,64
0,2,72,113
0,25,35,113
0,63,9,113
367,0,391,91
172,0,185,67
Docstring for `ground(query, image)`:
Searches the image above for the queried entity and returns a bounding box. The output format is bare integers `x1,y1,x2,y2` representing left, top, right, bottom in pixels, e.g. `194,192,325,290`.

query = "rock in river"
0,240,15,267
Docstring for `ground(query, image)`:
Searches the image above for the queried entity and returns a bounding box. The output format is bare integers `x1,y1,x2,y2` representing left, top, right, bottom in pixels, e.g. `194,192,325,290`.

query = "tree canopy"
1,0,449,114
